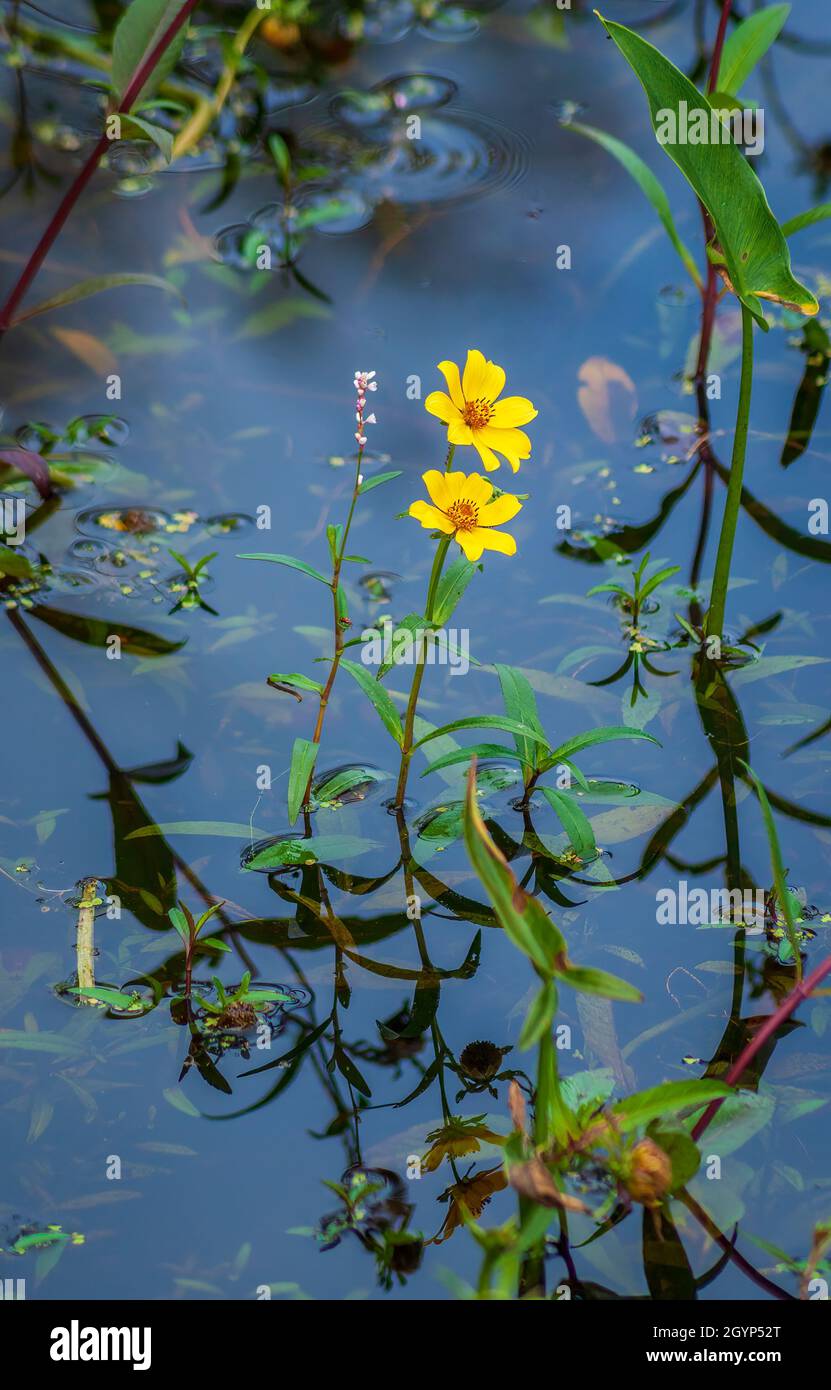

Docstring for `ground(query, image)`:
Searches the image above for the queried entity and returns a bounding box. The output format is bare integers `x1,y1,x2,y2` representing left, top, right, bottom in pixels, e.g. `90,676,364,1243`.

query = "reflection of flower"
409,470,522,561
421,1114,505,1172
432,1167,508,1243
425,350,537,472
459,1039,511,1081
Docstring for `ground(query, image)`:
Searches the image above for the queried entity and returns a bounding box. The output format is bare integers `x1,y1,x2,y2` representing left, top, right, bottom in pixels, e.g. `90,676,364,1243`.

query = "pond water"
1,0,830,1301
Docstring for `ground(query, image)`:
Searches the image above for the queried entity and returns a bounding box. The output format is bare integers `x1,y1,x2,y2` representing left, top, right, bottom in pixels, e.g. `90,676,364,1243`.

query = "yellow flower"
431,1167,508,1244
425,349,537,472
409,470,522,562
421,1116,505,1173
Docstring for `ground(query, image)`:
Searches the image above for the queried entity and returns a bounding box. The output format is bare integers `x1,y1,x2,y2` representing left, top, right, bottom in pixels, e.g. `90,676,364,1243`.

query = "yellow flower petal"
478,492,522,525
425,391,461,425
479,426,532,458
489,396,538,428
472,437,501,472
422,469,451,509
457,530,486,562
448,419,473,446
480,360,506,404
462,348,488,400
437,359,464,409
409,500,454,533
476,527,517,556
463,472,495,506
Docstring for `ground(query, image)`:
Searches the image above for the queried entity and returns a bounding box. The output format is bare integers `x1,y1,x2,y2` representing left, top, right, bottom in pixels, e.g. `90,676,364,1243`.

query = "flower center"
462,397,493,431
446,498,479,533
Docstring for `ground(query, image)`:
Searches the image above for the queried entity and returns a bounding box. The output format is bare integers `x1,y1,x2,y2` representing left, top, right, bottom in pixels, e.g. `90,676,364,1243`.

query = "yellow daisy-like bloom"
425,349,537,472
421,1117,505,1173
409,470,522,562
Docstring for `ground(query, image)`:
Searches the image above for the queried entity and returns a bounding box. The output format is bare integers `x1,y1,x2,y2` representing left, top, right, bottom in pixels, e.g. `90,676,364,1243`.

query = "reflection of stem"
680,1188,794,1301
706,305,754,640
6,608,254,973
692,949,831,1140
75,876,98,1005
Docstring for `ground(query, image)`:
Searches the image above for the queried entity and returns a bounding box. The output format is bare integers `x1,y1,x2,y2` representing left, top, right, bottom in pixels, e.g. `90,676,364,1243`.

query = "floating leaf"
577,356,638,444
127,821,267,839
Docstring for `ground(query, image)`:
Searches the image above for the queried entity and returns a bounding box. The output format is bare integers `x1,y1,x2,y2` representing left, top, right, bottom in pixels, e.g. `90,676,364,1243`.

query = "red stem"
692,951,831,1140
0,0,201,331
707,0,733,94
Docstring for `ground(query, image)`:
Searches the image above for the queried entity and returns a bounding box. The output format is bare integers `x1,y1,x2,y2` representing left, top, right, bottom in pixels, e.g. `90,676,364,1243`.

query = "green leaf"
494,663,548,770
463,764,566,975
611,1079,733,1133
127,821,268,840
168,905,190,945
287,737,318,826
639,564,681,602
717,4,790,96
0,544,33,578
244,834,378,870
267,672,324,695
567,120,702,288
542,724,659,771
740,760,801,977
30,605,184,657
68,986,146,1011
10,273,183,327
781,203,831,238
557,964,641,1003
519,980,557,1050
432,554,477,625
358,470,402,495
414,715,550,752
313,765,390,804
597,14,818,326
112,0,190,107
335,1047,373,1098
420,743,533,778
198,936,230,953
237,553,330,585
340,658,404,746
539,787,597,861
121,113,174,161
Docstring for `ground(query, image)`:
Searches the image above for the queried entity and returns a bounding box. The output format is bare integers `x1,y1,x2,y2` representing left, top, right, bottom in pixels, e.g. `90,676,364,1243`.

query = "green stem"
706,303,754,640
303,449,364,805
391,534,453,809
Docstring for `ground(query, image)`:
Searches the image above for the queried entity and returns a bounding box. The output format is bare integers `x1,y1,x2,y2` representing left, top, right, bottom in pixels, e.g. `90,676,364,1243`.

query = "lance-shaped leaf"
597,14,818,327
341,658,404,746
717,3,790,96
111,0,191,107
567,121,702,288
287,737,318,826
